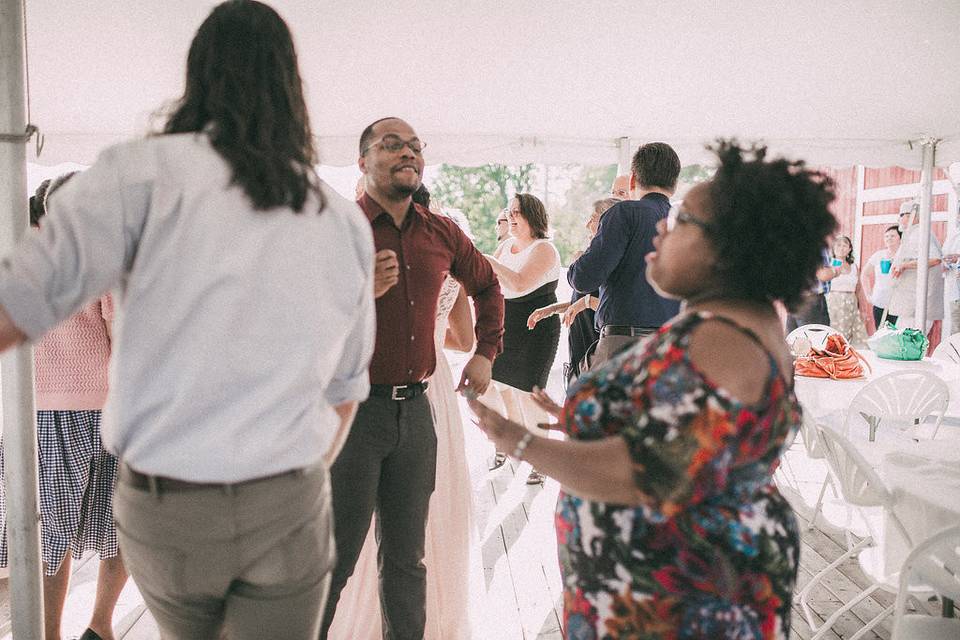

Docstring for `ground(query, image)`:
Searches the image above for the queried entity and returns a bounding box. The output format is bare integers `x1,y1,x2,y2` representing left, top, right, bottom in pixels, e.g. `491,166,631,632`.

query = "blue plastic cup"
831,258,842,268
880,259,892,274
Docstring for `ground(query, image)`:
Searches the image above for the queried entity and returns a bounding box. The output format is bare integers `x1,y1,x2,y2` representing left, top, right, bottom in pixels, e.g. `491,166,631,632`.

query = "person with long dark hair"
0,2,376,638
470,141,835,638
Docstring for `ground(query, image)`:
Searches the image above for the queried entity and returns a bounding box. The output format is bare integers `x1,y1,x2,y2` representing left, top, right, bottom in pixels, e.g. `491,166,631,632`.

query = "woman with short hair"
471,141,836,638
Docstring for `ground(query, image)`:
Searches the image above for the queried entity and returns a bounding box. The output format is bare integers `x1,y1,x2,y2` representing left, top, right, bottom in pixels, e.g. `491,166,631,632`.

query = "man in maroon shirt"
320,117,503,639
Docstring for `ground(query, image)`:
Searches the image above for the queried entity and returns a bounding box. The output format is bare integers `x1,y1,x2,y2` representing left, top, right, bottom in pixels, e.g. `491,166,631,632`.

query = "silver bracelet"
512,432,534,460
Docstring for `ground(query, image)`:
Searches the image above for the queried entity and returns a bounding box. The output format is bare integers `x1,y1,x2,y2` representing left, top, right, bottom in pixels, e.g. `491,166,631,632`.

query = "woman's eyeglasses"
666,204,714,233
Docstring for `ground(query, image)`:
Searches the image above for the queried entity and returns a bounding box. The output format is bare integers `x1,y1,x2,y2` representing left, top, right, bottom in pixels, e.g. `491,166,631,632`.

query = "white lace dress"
329,276,474,639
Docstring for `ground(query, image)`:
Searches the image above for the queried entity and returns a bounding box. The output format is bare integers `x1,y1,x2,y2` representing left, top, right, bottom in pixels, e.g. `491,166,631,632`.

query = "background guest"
0,174,127,640
861,225,902,329
941,223,960,335
485,193,561,484
825,235,868,345
470,140,837,638
527,197,622,386
889,200,943,333
566,143,682,368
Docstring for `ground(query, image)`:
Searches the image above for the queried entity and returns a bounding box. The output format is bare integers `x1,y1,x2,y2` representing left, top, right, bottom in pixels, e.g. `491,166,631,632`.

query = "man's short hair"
359,117,401,155
631,142,681,191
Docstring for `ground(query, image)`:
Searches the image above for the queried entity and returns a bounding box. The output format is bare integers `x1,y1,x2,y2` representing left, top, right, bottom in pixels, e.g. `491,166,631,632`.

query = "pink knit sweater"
34,295,113,410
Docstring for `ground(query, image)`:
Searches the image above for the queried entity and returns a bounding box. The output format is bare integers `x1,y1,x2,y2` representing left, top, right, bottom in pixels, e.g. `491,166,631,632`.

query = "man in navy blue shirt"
567,142,682,367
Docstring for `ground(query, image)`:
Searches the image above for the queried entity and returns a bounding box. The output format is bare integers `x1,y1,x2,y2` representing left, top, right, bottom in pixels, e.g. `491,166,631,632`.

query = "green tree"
430,164,535,253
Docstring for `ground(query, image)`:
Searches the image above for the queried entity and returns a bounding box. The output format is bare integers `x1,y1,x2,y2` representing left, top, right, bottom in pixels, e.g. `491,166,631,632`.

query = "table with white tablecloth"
878,444,960,577
795,349,960,428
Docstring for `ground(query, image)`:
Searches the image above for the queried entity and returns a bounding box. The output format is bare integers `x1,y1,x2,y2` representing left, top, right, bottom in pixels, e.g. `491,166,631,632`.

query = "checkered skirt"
0,410,119,575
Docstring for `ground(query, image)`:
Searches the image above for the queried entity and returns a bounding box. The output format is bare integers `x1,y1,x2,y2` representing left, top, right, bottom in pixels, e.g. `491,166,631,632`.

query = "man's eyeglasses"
362,135,426,155
666,204,714,233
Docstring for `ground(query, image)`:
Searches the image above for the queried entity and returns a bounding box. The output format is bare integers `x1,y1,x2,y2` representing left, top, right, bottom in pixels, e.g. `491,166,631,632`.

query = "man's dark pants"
785,292,830,332
319,394,437,640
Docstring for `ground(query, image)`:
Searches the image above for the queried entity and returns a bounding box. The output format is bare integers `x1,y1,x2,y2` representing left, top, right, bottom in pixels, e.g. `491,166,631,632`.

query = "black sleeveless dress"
491,280,561,392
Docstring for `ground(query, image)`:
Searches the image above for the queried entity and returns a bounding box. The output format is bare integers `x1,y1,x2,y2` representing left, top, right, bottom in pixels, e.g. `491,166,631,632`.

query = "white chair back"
786,324,837,353
892,525,960,639
932,333,960,364
843,370,950,439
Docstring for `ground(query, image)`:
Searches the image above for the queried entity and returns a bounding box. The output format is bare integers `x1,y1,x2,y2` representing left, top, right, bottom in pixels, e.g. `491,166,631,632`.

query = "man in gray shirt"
0,3,374,638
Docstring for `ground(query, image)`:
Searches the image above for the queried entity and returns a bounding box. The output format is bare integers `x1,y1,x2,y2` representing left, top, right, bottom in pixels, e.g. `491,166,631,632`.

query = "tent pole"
915,138,936,331
0,0,45,637
617,136,631,175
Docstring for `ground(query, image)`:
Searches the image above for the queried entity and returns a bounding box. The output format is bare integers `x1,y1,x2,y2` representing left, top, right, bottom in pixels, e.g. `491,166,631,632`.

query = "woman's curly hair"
707,140,838,311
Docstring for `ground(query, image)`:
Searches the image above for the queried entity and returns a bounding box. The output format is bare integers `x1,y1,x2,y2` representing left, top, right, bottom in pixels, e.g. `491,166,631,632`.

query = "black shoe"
526,469,545,485
79,630,105,640
488,451,507,471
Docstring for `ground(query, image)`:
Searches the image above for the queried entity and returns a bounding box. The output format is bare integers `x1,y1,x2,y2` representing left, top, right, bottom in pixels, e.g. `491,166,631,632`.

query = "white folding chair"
932,333,960,364
786,323,837,353
843,370,950,447
891,525,960,639
795,404,835,530
806,426,917,640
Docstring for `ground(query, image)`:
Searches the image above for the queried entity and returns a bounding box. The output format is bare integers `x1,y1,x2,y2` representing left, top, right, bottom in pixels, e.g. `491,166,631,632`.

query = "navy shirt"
567,194,680,330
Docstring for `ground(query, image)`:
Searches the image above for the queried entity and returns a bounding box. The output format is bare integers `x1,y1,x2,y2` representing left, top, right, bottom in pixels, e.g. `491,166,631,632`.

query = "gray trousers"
114,464,333,640
589,330,655,370
320,394,437,640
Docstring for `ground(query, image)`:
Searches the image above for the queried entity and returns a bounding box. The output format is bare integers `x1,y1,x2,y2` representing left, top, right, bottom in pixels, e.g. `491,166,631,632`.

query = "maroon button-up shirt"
359,193,504,385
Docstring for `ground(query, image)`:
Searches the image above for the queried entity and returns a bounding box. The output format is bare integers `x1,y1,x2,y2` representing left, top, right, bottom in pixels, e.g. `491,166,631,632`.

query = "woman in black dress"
528,197,622,386
485,193,561,483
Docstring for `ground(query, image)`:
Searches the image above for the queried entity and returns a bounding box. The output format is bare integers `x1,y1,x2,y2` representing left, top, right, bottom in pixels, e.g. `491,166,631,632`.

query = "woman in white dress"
328,216,476,640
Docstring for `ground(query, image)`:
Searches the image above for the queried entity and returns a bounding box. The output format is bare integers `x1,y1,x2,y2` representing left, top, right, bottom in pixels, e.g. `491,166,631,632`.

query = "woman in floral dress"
469,141,838,639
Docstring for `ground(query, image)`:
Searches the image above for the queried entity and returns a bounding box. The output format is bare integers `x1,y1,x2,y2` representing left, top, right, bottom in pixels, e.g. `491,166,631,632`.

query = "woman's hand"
562,296,591,327
530,386,563,418
527,303,567,329
466,396,528,454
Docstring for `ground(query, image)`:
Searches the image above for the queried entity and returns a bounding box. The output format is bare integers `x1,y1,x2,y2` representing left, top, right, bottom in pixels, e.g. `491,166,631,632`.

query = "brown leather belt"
119,464,303,495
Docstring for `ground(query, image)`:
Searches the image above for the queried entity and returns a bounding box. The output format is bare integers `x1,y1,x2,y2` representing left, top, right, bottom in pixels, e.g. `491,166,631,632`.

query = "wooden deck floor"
0,435,922,640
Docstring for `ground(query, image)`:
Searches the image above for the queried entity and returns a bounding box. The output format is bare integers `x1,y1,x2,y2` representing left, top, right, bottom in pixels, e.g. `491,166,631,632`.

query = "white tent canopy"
23,0,960,168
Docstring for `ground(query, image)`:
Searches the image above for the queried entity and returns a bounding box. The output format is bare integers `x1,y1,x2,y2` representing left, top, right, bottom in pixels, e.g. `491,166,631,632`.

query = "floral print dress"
556,312,800,640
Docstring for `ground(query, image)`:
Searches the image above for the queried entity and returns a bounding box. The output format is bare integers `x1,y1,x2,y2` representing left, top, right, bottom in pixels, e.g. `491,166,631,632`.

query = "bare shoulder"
686,317,788,405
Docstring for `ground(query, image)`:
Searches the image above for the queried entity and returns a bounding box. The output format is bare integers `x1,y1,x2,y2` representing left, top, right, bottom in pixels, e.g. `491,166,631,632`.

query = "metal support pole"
617,136,631,175
915,138,937,331
0,0,45,637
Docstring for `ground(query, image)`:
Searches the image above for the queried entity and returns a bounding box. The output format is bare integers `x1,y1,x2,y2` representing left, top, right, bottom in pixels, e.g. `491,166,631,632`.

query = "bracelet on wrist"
512,431,534,460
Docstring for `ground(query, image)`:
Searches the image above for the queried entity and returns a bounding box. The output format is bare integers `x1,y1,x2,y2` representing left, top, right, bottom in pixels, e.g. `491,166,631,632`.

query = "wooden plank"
491,459,561,639
478,469,525,640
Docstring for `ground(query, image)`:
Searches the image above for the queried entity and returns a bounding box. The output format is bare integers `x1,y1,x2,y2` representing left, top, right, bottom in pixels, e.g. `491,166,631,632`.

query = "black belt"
369,381,429,401
119,464,303,495
600,325,657,338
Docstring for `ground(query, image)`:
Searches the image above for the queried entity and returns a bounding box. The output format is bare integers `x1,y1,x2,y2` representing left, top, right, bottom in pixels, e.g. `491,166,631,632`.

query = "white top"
830,262,859,293
0,134,376,482
496,238,561,299
865,249,895,306
890,225,944,319
943,232,960,303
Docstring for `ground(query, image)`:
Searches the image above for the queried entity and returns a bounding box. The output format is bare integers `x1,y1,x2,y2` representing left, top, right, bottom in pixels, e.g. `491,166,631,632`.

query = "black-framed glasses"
666,204,714,233
362,135,426,155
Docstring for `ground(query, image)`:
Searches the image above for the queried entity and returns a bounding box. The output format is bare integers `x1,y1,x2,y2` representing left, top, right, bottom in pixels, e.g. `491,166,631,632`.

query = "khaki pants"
589,331,655,370
114,464,334,640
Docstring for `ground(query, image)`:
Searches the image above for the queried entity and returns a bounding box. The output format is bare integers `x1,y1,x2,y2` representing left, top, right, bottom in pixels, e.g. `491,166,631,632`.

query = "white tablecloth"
795,350,960,425
879,447,960,575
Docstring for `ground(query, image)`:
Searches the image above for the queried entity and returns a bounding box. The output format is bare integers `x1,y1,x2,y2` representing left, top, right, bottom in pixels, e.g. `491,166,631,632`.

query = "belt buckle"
391,384,408,401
